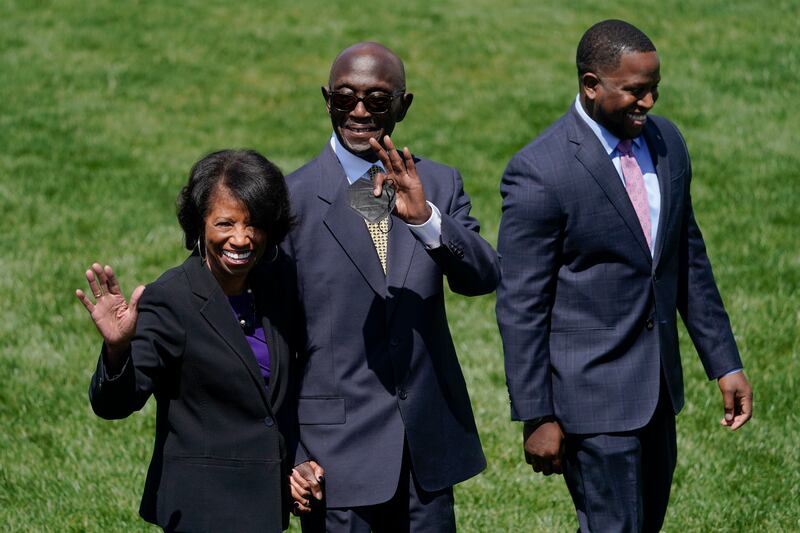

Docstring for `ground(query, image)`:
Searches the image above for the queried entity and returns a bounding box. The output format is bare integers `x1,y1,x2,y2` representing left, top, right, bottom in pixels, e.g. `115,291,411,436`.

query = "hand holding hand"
369,135,432,225
289,460,324,514
75,263,144,371
718,371,753,430
523,419,564,476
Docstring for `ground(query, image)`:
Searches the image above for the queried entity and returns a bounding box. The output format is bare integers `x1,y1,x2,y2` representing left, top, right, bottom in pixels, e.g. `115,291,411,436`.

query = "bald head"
323,42,413,159
329,42,406,92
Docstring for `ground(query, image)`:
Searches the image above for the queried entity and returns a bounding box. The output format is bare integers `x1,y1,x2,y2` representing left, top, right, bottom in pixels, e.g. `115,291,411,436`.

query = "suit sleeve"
276,362,312,468
88,282,186,419
675,130,743,379
427,167,500,296
496,152,563,421
279,233,312,466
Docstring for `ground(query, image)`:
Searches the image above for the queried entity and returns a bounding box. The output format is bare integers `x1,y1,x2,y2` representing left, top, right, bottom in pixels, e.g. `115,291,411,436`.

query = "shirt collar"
573,94,642,155
330,133,385,185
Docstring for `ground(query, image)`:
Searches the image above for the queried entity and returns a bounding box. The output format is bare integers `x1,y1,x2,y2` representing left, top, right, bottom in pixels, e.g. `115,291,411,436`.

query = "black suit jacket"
497,107,742,434
89,251,299,532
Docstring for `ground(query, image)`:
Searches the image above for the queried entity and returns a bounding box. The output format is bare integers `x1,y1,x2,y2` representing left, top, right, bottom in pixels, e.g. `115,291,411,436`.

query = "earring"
196,236,207,260
264,244,279,263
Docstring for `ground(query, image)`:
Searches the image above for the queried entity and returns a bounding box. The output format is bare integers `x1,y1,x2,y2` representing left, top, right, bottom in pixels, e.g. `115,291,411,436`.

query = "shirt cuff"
718,368,743,379
406,201,442,249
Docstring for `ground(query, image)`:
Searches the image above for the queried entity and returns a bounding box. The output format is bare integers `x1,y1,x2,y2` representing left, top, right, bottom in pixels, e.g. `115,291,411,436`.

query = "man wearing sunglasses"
283,42,500,532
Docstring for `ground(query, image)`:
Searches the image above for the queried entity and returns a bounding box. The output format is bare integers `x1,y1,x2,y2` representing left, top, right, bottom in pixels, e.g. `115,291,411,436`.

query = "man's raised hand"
368,135,432,225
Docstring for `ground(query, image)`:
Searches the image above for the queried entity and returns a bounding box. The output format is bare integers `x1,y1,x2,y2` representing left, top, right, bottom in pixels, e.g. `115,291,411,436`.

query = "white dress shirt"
330,134,442,249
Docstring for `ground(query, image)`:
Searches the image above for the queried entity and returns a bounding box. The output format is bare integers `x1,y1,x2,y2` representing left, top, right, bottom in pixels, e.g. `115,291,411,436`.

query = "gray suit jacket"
284,144,499,507
496,106,742,434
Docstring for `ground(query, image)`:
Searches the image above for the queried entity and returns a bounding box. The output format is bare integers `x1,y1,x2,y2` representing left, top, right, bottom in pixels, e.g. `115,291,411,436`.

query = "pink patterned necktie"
617,139,652,250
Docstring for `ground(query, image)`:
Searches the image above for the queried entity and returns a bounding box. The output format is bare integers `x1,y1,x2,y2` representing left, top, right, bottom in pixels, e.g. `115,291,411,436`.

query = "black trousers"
562,378,677,533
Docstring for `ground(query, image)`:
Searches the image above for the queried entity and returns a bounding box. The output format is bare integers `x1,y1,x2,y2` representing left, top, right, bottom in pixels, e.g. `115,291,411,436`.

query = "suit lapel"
643,121,672,269
185,254,270,408
251,261,291,411
318,146,387,297
568,108,652,262
385,213,417,322
261,294,287,410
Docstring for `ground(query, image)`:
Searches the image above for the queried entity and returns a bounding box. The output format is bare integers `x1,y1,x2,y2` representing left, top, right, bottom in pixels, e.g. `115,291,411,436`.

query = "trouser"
562,379,677,533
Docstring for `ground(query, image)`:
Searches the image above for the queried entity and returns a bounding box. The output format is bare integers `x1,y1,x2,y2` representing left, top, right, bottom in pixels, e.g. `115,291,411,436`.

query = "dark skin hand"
289,460,324,514
368,135,432,225
523,420,564,476
75,263,145,375
718,371,753,430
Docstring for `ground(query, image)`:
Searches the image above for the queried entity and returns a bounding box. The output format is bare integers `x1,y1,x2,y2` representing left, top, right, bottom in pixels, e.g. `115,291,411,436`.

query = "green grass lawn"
1,0,797,531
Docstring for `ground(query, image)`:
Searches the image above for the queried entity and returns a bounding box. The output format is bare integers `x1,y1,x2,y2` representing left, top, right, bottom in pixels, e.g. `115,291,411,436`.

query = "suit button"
390,338,400,347
447,243,464,259
263,415,274,427
398,389,407,400
646,319,655,331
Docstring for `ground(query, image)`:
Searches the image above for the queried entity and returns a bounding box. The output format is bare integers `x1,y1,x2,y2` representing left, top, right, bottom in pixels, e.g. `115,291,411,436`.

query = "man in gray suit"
496,20,752,532
285,42,499,532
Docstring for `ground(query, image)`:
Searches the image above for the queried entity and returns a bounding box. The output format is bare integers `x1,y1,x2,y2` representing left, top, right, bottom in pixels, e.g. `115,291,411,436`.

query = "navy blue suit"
496,106,742,530
285,144,499,514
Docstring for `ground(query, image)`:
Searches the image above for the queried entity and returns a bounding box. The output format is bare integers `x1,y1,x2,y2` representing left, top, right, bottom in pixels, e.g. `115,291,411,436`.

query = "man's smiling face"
582,50,661,139
323,44,412,160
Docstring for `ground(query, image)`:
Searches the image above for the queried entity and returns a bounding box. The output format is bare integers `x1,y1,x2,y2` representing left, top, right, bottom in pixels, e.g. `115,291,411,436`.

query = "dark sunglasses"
327,90,405,114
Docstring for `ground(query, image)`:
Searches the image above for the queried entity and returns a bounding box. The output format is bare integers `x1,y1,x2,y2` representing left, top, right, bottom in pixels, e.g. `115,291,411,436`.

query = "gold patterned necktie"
365,165,389,274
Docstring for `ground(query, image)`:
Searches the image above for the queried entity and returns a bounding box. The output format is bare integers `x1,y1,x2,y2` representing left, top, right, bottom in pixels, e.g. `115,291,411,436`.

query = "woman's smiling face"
203,185,266,294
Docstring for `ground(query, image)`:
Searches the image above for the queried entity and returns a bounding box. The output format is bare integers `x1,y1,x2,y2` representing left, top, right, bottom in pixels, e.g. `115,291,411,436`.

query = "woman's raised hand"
76,263,145,362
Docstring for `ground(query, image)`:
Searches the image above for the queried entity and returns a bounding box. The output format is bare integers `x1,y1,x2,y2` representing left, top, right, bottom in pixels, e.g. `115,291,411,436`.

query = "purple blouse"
227,291,270,387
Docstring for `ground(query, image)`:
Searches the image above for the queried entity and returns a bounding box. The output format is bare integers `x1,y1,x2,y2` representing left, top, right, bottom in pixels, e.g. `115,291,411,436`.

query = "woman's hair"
176,149,294,250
